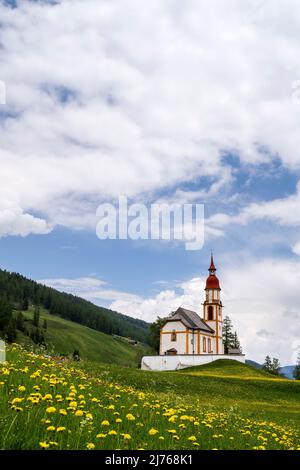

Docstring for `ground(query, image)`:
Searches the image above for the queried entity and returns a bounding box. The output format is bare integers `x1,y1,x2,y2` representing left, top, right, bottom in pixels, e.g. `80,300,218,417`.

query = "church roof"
168,307,214,333
206,254,221,290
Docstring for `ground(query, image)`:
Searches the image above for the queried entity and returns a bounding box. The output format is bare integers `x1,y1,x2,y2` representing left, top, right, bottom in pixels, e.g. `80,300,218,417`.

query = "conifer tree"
293,352,300,380
263,355,272,372
271,357,281,376
33,306,40,327
222,316,234,353
233,331,241,350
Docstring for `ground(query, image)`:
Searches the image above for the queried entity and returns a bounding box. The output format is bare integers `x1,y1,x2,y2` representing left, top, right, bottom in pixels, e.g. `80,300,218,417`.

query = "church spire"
205,253,220,290
209,252,216,274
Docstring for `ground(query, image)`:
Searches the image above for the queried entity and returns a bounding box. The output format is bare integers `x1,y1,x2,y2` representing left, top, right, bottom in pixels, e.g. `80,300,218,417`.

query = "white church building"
141,256,245,371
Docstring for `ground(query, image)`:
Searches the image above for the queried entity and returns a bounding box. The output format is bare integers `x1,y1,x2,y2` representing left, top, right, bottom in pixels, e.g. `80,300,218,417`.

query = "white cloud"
39,276,142,304
1,1,300,235
207,183,300,227
0,192,51,237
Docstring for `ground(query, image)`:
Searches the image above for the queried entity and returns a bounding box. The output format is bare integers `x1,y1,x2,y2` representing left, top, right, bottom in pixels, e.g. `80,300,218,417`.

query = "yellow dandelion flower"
75,410,84,417
122,434,132,440
96,433,107,439
39,441,49,449
56,427,66,432
126,413,135,421
47,426,56,432
86,443,95,450
59,409,67,416
148,428,159,436
46,406,56,414
108,430,117,436
101,420,110,426
188,436,197,441
18,385,26,392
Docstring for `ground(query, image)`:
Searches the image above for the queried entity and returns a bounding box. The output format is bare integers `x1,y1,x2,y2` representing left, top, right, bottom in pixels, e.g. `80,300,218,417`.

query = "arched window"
203,337,206,352
208,306,214,321
208,338,212,352
171,330,177,342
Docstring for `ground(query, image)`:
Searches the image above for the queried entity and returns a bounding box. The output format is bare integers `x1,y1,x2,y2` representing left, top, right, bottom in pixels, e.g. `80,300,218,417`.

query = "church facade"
160,256,224,356
141,255,245,371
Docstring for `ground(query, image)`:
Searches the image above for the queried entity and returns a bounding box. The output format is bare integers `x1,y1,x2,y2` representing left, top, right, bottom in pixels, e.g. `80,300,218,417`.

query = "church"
141,255,245,371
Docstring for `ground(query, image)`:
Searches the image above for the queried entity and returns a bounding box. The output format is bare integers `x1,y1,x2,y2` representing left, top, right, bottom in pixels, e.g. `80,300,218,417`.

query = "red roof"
205,254,221,290
205,274,220,290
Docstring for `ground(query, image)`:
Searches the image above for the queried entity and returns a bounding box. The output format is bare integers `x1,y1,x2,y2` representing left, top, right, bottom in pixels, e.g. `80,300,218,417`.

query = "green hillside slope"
177,359,278,379
81,359,300,426
16,308,153,367
1,348,299,450
0,269,149,343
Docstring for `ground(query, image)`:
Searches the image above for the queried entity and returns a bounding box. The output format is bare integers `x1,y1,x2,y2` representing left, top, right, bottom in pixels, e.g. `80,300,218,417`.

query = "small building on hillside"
142,255,245,371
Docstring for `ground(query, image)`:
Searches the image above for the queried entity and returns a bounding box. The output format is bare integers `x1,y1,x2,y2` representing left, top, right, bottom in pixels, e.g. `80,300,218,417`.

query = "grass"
0,345,299,450
18,308,152,367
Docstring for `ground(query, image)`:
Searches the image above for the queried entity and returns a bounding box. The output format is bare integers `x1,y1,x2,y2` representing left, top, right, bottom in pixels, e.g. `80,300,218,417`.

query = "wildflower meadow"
0,345,299,450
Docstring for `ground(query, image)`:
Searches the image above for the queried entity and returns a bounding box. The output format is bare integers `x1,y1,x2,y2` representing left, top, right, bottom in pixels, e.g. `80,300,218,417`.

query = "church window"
171,330,177,342
208,306,214,321
208,338,212,352
203,337,207,352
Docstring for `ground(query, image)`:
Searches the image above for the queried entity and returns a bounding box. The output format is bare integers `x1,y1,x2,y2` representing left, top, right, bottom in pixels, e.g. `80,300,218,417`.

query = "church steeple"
205,253,221,290
203,253,224,355
209,253,216,274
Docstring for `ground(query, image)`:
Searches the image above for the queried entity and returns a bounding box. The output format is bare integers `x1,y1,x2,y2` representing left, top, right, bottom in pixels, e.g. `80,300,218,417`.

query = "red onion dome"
205,274,220,290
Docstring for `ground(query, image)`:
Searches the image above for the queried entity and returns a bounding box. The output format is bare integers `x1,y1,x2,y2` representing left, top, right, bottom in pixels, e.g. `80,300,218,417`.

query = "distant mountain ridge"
246,359,296,379
0,269,149,343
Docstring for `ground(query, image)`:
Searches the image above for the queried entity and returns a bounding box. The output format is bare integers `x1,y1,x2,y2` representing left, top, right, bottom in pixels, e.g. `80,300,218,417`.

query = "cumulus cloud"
39,276,142,304
209,181,300,229
1,0,300,235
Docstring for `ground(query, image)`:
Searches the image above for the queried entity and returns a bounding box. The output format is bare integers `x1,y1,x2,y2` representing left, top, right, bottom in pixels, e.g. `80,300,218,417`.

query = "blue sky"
1,0,300,364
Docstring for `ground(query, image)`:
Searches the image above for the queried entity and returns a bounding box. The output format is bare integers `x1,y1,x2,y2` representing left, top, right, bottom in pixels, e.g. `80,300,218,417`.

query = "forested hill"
0,269,149,343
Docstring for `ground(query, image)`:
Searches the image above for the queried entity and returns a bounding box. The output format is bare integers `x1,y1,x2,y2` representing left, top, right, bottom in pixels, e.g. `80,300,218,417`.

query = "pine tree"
293,352,300,380
263,355,272,372
0,296,12,330
5,318,17,343
233,331,241,350
222,316,234,354
271,357,281,376
43,319,47,331
33,306,40,327
15,311,25,332
22,296,29,311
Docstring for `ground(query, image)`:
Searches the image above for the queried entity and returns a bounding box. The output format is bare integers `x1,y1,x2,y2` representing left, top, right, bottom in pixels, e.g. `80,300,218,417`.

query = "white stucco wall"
141,354,246,371
161,321,187,355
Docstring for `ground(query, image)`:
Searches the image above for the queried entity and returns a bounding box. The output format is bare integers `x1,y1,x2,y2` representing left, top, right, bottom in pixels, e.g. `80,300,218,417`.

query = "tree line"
0,269,149,344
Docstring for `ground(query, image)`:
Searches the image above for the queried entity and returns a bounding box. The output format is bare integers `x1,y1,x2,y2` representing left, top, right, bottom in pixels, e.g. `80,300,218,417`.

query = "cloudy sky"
1,0,300,364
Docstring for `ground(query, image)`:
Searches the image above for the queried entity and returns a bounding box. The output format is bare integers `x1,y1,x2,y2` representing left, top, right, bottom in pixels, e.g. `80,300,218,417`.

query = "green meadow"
0,345,299,450
17,308,151,367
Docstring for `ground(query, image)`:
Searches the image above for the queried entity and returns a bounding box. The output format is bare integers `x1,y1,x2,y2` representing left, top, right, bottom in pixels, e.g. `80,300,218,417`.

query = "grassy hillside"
81,359,300,422
177,359,278,379
16,308,153,367
0,269,149,343
1,346,299,450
